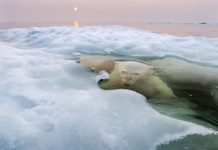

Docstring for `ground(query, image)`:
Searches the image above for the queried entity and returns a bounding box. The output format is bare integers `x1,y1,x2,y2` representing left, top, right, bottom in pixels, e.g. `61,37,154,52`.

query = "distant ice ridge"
0,26,218,65
0,43,217,150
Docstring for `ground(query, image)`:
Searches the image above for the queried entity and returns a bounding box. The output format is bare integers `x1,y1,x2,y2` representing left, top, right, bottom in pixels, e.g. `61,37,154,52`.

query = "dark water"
157,134,218,150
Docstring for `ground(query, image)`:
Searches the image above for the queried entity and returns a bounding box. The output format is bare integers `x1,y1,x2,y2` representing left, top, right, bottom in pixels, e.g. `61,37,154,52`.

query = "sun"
74,7,78,12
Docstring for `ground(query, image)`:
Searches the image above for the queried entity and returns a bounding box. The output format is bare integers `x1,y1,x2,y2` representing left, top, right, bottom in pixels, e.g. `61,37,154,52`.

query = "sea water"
0,26,218,150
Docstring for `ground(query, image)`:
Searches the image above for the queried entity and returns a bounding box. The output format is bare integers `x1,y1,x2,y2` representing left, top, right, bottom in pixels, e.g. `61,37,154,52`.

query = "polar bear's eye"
121,70,126,74
133,73,139,76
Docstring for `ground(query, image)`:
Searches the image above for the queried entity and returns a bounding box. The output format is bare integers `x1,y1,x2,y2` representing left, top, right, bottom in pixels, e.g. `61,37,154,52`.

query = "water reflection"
73,21,80,27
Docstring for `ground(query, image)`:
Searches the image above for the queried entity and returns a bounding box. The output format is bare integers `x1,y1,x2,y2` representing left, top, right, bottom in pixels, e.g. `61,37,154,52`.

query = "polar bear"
79,56,175,99
79,55,218,102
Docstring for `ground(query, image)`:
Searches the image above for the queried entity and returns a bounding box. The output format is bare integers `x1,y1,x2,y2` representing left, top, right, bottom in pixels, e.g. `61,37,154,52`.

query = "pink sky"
0,0,218,23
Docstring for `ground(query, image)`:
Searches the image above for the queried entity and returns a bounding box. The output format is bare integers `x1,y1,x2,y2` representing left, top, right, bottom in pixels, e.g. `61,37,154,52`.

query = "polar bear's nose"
124,76,132,80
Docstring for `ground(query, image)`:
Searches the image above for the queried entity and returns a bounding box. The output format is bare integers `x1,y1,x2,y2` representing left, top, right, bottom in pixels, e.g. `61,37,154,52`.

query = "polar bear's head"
116,61,153,87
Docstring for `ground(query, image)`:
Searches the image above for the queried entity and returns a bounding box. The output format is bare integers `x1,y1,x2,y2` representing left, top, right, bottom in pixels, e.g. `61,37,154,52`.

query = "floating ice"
0,26,218,65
